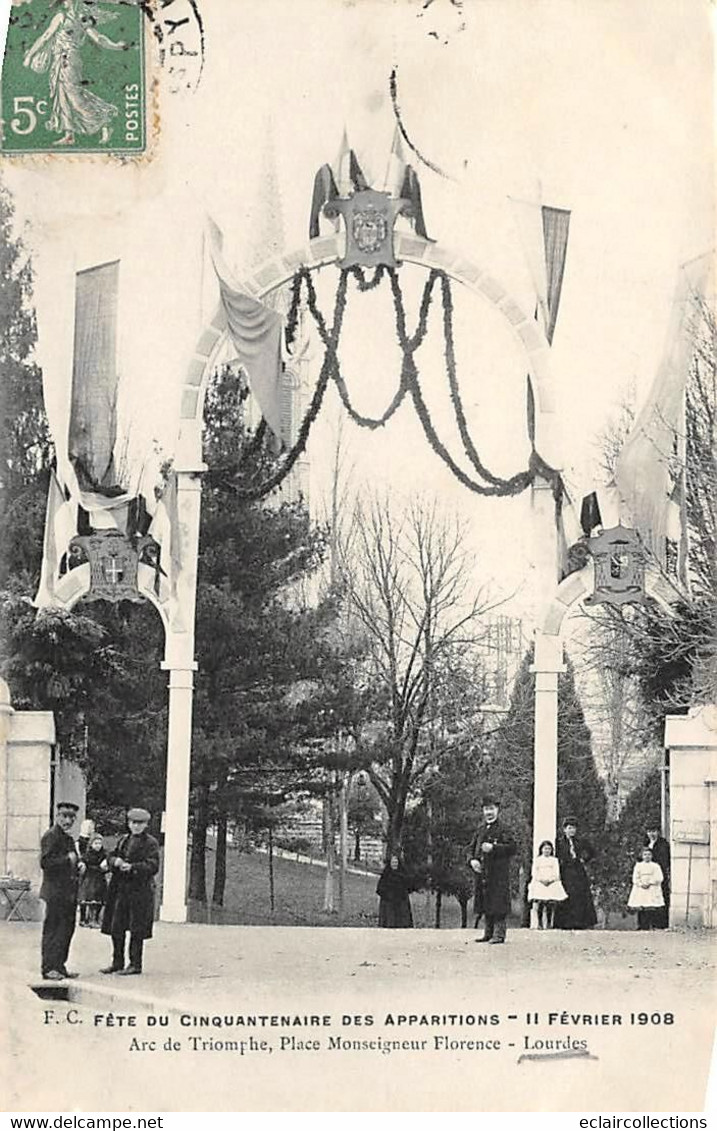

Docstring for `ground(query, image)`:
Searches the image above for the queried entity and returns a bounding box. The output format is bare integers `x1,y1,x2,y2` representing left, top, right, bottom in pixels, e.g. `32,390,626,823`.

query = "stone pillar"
664,706,717,928
530,632,566,859
525,476,560,633
159,466,203,923
0,679,55,918
5,711,55,891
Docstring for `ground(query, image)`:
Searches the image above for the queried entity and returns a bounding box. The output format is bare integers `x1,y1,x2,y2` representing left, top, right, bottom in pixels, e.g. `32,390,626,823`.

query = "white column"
160,661,196,922
525,476,560,633
159,466,204,923
530,631,566,927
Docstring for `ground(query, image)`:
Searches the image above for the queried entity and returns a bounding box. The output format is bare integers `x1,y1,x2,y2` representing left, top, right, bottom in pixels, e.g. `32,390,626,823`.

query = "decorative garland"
238,263,554,501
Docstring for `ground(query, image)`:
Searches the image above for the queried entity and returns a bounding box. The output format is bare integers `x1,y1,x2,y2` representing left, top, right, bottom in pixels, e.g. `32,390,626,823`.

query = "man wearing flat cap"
101,807,160,975
468,796,517,944
39,801,81,980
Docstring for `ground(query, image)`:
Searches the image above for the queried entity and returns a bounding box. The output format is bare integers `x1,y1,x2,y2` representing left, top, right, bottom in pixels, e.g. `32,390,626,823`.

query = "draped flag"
309,164,339,239
207,222,286,442
614,254,710,582
68,261,125,497
511,198,571,344
579,486,621,536
34,470,77,607
36,259,161,608
147,472,182,604
541,206,571,345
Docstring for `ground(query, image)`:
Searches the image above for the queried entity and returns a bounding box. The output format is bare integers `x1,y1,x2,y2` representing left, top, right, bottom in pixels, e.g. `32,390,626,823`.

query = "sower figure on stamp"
39,801,81,981
22,0,126,148
101,808,159,976
468,796,516,944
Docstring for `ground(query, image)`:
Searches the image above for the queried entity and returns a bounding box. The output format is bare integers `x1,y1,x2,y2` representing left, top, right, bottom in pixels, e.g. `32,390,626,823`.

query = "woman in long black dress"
553,817,597,930
376,855,414,928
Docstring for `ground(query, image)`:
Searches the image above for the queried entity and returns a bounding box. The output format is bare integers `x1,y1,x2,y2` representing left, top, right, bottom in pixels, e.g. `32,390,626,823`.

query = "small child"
527,839,568,929
627,846,665,930
78,833,108,928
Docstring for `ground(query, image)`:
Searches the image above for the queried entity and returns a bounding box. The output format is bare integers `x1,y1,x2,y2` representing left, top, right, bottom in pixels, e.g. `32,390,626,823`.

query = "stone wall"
0,681,55,920
665,706,717,928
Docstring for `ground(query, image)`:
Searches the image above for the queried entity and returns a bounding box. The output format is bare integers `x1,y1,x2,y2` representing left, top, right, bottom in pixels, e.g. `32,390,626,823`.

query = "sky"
2,0,714,624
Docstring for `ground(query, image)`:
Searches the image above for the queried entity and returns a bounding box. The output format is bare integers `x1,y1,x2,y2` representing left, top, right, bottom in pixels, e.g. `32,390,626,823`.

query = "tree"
404,747,482,928
491,647,608,864
187,365,340,905
0,178,171,831
0,180,53,589
584,294,716,754
347,774,382,862
339,496,497,857
590,768,662,924
573,618,654,819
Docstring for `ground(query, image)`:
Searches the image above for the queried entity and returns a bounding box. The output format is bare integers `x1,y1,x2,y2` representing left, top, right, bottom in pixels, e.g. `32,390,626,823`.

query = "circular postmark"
140,0,204,95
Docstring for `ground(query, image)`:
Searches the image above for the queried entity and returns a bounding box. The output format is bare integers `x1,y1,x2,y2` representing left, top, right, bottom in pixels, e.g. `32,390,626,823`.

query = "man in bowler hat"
101,807,160,976
39,801,81,980
469,796,516,944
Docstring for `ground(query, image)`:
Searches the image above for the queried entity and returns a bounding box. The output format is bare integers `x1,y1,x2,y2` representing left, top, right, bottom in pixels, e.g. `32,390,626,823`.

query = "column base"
159,900,188,924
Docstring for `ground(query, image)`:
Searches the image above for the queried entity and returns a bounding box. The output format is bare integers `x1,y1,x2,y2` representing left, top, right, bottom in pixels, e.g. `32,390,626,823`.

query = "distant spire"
247,122,288,315
247,122,285,270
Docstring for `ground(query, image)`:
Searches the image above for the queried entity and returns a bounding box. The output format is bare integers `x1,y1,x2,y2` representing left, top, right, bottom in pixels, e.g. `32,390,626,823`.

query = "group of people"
375,800,671,939
527,818,671,932
39,801,160,981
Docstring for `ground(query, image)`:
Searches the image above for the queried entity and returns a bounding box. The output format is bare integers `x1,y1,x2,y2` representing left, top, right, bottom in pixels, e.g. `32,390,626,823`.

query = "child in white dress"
628,846,665,930
527,840,568,928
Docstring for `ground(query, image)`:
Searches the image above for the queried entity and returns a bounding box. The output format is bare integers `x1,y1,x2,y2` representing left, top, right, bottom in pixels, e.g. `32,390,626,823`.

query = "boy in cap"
468,796,516,944
101,807,160,975
39,801,81,980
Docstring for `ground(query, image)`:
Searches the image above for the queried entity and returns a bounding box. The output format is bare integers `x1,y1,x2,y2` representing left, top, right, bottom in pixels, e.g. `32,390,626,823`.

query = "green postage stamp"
1,0,146,155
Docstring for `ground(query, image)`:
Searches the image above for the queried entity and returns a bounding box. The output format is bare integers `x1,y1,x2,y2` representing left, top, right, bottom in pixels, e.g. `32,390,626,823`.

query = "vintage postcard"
0,0,714,1115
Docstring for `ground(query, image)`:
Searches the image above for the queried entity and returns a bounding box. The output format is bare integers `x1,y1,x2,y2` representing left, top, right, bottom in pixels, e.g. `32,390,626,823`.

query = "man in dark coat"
468,797,516,944
101,808,160,975
39,801,81,980
553,817,597,930
645,825,671,928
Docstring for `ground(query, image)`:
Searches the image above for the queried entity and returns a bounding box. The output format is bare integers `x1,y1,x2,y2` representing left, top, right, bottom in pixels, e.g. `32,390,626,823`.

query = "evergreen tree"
187,365,338,905
0,179,52,587
491,647,608,862
591,768,662,923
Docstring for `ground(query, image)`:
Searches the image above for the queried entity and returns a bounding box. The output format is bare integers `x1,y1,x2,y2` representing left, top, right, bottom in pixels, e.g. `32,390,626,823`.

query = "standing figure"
628,847,665,930
78,833,108,928
39,801,81,981
376,854,414,928
468,796,516,944
553,817,597,930
101,808,159,976
22,0,126,147
77,817,95,925
527,839,567,929
645,825,670,928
